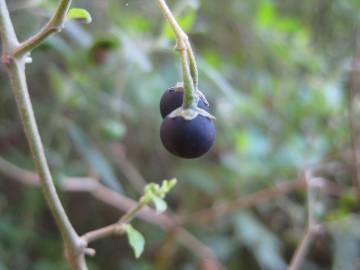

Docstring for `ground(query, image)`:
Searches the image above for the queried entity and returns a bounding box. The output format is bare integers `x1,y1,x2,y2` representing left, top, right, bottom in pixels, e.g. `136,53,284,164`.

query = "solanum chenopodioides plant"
82,179,178,259
0,0,179,269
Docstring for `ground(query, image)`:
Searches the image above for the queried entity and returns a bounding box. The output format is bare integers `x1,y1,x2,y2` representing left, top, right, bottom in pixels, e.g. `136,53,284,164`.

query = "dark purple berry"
160,115,216,158
160,87,209,118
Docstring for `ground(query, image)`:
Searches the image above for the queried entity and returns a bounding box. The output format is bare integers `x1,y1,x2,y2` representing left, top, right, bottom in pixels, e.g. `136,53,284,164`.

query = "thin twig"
288,228,317,270
182,176,342,225
81,223,127,244
155,0,198,108
288,172,325,270
0,0,19,51
82,198,148,244
185,178,306,224
186,39,198,89
0,1,87,269
13,0,72,57
0,156,222,266
347,27,360,203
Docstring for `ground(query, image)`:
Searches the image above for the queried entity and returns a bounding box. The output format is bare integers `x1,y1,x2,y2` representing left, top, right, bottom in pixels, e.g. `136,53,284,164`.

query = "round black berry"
160,87,209,118
160,115,216,158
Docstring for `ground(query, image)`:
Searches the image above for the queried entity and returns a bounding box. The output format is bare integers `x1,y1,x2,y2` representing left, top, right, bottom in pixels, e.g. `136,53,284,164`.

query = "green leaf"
150,194,167,213
125,225,145,259
66,8,92,24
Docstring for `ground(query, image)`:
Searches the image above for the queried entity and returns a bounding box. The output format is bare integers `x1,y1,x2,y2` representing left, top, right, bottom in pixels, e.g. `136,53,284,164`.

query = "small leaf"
150,194,167,213
126,225,145,258
161,178,177,194
67,8,92,24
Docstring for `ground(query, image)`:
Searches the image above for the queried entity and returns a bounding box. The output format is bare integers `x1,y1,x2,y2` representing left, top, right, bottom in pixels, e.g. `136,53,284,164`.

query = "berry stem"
186,39,199,90
155,0,199,109
179,46,197,108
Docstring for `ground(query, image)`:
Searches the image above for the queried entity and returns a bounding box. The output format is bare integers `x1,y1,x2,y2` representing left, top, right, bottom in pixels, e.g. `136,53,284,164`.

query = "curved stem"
155,0,198,108
13,0,72,57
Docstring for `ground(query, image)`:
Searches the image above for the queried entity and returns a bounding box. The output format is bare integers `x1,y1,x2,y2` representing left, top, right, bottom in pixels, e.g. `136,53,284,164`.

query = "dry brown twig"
1,155,342,270
1,155,348,270
0,156,222,268
182,174,342,225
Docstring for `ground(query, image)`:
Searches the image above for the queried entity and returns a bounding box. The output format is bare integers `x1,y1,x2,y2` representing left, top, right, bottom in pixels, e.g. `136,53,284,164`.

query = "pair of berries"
159,83,216,159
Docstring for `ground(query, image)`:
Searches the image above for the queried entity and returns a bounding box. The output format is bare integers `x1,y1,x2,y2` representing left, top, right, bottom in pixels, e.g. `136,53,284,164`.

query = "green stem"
82,197,149,244
186,40,198,90
179,48,197,108
0,0,19,50
0,1,86,269
155,0,199,109
13,0,72,57
6,57,83,264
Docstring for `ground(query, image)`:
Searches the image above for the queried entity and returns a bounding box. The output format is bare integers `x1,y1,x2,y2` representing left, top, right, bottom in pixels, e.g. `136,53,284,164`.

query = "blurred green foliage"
1,0,360,269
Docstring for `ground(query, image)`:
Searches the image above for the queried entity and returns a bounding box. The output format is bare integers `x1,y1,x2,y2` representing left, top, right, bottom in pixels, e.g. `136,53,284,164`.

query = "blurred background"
1,0,360,269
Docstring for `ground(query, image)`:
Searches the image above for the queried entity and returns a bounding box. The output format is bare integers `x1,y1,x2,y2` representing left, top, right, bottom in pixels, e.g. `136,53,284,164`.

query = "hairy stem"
155,0,198,109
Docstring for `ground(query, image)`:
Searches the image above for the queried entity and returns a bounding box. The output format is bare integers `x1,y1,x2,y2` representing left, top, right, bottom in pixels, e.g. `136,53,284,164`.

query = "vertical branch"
5,58,86,269
0,1,87,269
348,28,360,204
288,172,324,270
0,0,18,51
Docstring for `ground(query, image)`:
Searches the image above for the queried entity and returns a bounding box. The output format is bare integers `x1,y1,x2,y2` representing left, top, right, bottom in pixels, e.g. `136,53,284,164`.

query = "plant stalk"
13,0,72,57
155,0,199,109
0,0,87,269
82,197,149,244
